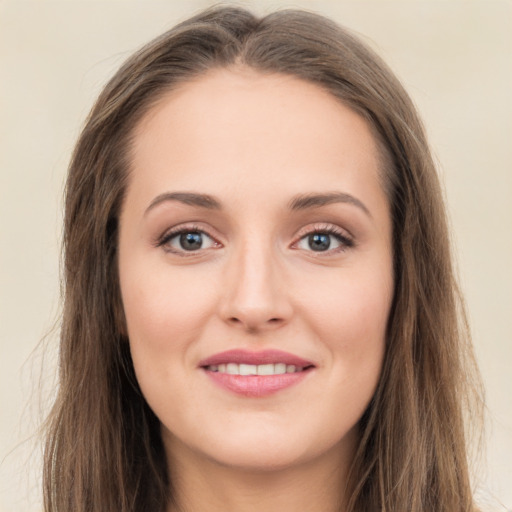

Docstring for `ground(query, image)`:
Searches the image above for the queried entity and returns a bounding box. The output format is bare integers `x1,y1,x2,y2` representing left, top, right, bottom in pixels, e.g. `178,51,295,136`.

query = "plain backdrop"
1,1,511,511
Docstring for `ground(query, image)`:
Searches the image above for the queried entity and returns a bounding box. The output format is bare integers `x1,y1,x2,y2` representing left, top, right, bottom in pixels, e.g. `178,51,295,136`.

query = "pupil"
308,233,330,251
180,232,202,250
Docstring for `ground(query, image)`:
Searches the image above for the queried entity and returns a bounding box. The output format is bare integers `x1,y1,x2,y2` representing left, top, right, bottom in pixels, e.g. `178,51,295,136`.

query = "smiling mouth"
198,349,315,396
204,363,311,375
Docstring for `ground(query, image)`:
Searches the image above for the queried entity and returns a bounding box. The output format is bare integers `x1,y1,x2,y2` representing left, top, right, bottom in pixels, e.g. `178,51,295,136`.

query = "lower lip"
203,369,313,397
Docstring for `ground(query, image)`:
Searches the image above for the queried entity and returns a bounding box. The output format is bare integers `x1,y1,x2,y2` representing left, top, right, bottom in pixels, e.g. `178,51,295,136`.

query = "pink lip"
198,349,314,367
199,349,315,398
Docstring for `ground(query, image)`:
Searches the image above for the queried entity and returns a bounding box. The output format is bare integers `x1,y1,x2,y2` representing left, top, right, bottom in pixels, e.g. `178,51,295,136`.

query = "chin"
162,419,353,475
203,445,314,474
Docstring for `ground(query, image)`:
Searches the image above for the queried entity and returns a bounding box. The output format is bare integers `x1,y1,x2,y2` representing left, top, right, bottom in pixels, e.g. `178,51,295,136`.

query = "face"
118,68,394,473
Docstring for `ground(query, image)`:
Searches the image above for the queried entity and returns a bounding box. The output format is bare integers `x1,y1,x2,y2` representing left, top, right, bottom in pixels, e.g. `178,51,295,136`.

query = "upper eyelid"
292,222,354,241
290,223,355,252
155,224,219,247
156,227,221,257
154,221,354,247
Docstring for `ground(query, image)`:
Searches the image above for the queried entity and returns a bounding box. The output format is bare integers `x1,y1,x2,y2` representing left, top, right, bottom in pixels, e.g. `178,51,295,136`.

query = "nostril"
226,315,284,332
228,317,280,324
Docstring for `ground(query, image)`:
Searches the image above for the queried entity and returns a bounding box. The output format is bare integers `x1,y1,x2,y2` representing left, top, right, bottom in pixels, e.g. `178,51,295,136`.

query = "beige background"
1,1,511,511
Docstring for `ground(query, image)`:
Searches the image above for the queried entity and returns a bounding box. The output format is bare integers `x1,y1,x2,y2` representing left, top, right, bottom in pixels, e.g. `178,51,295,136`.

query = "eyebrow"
288,192,371,217
145,190,371,217
145,192,222,215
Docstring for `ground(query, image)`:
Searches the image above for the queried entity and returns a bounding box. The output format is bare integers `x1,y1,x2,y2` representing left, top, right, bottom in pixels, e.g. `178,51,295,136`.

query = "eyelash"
155,224,220,256
292,223,354,254
155,223,354,256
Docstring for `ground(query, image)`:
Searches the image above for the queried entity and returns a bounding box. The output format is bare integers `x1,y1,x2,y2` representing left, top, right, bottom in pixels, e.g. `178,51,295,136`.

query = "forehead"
128,67,384,208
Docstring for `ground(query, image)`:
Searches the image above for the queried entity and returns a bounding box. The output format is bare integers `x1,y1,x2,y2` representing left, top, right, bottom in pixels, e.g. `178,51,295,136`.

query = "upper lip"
198,349,314,368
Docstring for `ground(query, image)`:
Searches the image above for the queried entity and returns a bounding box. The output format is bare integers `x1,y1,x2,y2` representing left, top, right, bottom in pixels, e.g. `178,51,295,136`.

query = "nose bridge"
220,233,291,330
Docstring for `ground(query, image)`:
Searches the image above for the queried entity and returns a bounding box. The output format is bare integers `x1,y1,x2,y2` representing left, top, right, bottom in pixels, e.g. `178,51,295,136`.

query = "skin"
118,67,394,512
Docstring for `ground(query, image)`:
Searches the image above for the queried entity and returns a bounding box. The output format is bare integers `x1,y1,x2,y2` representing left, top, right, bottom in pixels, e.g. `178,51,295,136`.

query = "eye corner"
155,224,223,256
291,223,355,255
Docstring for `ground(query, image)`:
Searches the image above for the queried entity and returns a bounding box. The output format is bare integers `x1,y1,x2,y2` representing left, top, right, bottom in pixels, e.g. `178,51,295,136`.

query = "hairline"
122,64,397,219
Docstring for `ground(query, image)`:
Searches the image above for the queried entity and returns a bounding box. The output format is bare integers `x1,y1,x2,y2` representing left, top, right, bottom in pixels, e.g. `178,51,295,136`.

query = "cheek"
121,264,215,344
119,262,220,399
298,266,392,342
120,265,217,415
296,265,392,388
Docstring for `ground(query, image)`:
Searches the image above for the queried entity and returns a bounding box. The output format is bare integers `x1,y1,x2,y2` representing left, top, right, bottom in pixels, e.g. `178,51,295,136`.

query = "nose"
218,240,293,333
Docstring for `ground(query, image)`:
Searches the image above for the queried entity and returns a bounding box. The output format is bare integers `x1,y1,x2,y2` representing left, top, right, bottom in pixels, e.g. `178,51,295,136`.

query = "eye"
294,226,353,253
299,233,334,252
159,228,219,253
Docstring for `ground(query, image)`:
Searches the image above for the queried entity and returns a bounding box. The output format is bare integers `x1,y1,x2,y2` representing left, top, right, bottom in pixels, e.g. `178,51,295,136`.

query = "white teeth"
274,363,286,374
207,363,304,375
257,364,274,375
226,363,238,375
239,364,257,376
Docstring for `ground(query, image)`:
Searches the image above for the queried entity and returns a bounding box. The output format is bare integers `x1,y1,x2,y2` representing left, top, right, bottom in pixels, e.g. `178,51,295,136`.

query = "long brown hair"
44,6,483,511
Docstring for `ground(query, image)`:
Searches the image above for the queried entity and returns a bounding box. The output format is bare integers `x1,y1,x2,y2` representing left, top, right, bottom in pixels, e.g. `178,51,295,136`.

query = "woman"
43,6,483,511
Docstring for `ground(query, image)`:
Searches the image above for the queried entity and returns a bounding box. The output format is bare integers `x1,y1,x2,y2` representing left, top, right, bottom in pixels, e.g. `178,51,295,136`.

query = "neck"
165,436,355,512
